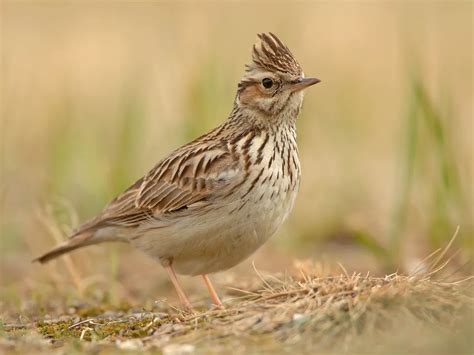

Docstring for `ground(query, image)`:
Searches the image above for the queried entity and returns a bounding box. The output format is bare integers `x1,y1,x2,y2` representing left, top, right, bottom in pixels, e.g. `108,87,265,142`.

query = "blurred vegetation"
0,0,472,328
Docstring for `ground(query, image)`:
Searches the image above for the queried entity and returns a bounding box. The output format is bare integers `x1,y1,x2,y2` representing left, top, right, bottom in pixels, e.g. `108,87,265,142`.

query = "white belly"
131,182,298,275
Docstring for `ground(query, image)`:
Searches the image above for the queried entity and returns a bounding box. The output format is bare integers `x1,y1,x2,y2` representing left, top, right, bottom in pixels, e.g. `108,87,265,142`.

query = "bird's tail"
33,231,96,264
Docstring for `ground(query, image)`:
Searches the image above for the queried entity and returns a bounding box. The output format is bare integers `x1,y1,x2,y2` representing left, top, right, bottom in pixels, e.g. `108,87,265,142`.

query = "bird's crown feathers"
247,33,302,76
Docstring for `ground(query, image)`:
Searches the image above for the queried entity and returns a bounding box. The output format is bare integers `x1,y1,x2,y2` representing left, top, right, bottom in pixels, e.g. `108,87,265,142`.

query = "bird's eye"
262,78,274,89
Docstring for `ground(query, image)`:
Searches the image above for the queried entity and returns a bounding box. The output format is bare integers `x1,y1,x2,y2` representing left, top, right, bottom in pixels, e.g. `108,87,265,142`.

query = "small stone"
102,310,117,317
292,313,304,321
115,339,143,350
129,312,146,319
292,313,310,324
162,343,195,355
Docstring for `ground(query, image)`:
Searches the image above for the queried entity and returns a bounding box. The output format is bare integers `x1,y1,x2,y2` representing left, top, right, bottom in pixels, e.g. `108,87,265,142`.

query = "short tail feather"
33,232,95,264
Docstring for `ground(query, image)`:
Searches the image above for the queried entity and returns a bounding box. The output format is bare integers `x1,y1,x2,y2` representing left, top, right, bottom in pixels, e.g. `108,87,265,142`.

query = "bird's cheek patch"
239,85,275,114
239,84,260,107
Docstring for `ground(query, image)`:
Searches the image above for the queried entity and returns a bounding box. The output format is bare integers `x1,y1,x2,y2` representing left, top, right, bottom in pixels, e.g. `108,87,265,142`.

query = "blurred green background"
1,1,472,304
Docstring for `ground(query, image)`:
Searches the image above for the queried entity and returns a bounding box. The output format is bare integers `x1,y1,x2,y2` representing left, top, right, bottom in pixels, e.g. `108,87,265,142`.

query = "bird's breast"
232,128,301,237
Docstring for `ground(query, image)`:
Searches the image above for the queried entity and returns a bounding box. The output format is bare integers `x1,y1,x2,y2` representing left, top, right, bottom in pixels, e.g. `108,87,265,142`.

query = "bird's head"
236,33,319,122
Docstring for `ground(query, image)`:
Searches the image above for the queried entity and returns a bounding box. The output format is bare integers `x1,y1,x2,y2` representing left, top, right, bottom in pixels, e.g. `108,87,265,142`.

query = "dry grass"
1,260,472,354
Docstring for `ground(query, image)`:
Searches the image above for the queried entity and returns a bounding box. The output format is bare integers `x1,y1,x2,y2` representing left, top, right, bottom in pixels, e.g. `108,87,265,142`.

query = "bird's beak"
289,77,321,92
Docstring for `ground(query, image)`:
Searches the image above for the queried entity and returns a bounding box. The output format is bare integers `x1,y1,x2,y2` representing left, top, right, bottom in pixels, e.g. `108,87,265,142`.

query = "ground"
1,259,472,354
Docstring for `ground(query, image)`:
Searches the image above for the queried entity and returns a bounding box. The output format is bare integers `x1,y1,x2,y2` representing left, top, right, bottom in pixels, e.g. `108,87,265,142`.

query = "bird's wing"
73,141,242,233
135,141,241,213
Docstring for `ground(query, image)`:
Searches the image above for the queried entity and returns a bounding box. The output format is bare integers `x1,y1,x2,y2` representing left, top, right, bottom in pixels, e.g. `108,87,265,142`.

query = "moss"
75,300,133,318
75,305,109,318
36,320,80,340
93,317,156,339
35,316,158,342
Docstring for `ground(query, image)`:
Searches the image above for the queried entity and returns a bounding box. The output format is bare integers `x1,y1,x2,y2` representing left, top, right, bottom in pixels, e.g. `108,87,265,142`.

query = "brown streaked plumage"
34,32,320,311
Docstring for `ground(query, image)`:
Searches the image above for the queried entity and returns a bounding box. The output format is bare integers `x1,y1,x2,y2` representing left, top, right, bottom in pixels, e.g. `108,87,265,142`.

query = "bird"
34,33,320,311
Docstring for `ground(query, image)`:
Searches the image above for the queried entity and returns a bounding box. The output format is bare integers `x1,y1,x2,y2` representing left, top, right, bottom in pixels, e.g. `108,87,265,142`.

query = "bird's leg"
202,274,224,308
163,264,193,311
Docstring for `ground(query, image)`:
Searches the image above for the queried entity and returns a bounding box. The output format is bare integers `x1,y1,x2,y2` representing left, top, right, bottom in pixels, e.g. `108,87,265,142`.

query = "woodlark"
35,33,320,310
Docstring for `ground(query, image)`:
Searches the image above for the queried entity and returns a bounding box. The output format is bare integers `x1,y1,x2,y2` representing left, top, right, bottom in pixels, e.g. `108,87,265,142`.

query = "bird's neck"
227,103,298,133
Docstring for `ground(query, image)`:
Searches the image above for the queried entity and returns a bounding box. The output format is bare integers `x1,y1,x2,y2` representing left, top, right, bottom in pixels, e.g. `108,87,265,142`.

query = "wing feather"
73,141,242,233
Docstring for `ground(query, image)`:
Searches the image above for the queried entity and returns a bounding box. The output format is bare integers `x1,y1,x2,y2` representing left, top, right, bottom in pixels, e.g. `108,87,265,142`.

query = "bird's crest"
247,33,302,76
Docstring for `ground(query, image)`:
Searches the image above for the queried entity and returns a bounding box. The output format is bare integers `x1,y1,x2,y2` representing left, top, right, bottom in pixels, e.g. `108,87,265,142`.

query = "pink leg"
202,274,224,308
163,265,193,311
